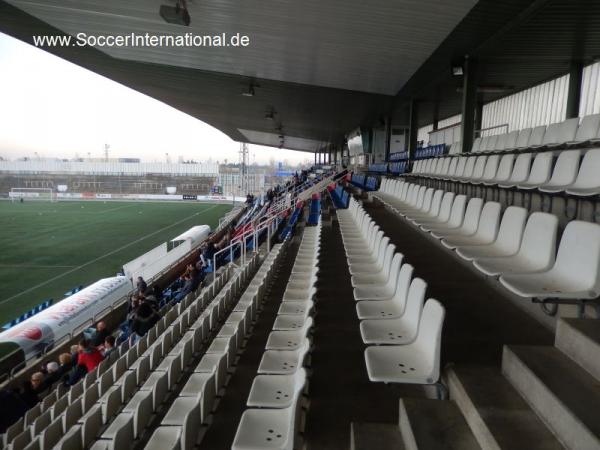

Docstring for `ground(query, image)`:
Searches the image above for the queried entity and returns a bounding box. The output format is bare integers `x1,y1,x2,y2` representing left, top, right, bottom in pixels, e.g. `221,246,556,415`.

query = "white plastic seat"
355,264,414,320
161,397,201,450
122,390,153,438
359,277,427,344
98,412,134,450
503,130,519,151
257,340,310,375
466,155,489,183
53,424,82,450
232,405,297,450
413,192,455,228
364,299,445,384
526,125,546,148
179,372,216,423
194,353,227,392
348,240,394,275
455,156,477,182
266,317,313,351
407,190,444,222
565,148,600,196
472,212,558,276
428,196,479,238
516,152,553,189
77,405,103,449
538,150,581,193
514,128,533,150
568,114,600,146
39,416,62,450
272,313,310,332
456,206,528,261
145,427,182,450
500,220,600,299
246,368,307,409
277,301,314,316
352,252,403,287
419,194,464,232
486,153,515,185
441,202,501,249
353,254,404,301
498,153,532,188
139,371,169,410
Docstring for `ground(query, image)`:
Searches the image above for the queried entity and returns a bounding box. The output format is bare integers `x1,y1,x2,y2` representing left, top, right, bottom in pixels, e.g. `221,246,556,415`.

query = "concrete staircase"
359,318,600,449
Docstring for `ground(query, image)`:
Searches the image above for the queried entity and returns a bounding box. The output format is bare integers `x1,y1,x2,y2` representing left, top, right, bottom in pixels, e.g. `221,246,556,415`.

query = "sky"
0,32,312,166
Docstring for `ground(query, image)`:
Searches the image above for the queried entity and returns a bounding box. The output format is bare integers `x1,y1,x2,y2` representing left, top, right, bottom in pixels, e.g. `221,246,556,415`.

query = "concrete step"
445,365,564,450
555,318,600,382
350,422,405,450
502,345,600,450
399,398,481,450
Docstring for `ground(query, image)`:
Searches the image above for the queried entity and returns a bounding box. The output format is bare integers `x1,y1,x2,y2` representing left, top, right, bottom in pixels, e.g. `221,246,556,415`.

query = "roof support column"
384,116,392,162
408,100,419,159
460,56,478,153
566,60,583,119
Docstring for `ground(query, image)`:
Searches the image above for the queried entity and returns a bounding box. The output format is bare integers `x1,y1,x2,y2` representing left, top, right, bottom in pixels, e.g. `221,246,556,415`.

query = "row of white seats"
85,259,258,450
53,260,248,450
146,244,286,450
5,267,236,450
440,114,600,156
337,199,445,385
374,179,600,301
411,147,600,196
233,221,321,450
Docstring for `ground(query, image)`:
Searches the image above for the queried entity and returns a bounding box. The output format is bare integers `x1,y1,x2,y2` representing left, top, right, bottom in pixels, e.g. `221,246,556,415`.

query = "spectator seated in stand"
0,388,28,433
76,338,104,373
87,320,110,347
136,276,148,294
20,372,45,408
102,335,117,358
130,299,160,344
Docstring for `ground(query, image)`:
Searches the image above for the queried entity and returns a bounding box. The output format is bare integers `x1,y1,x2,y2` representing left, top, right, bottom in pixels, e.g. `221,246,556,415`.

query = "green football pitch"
0,200,232,325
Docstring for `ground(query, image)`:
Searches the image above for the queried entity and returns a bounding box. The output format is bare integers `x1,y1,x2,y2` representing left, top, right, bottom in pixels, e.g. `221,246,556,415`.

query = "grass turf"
0,200,232,325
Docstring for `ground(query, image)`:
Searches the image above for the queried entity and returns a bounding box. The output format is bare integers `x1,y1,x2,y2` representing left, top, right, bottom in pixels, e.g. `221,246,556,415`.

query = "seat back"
436,192,456,223
518,212,559,271
41,416,63,450
554,221,600,294
528,125,546,146
391,263,414,314
460,198,484,234
544,150,581,187
420,188,434,213
482,155,500,181
81,405,102,449
471,137,482,153
454,157,467,178
479,136,490,152
402,278,428,337
508,153,533,184
524,152,553,185
494,207,528,254
515,128,532,148
113,414,135,450
447,157,459,177
571,149,600,190
575,114,600,142
475,202,502,242
427,190,444,218
494,133,508,150
485,134,498,151
504,130,519,149
556,117,579,144
447,195,467,228
384,253,405,292
494,154,515,182
415,299,445,384
542,121,562,145
462,157,477,178
472,156,488,179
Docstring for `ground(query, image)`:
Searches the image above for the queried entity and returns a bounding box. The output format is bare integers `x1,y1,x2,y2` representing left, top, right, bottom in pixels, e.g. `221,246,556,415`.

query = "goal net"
9,188,57,202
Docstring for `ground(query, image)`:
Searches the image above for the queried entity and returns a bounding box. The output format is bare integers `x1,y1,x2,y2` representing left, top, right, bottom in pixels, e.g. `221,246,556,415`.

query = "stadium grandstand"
2,0,600,449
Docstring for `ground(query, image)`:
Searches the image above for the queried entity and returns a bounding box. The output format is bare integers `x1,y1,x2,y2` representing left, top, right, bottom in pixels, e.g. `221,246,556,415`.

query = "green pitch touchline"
0,204,219,305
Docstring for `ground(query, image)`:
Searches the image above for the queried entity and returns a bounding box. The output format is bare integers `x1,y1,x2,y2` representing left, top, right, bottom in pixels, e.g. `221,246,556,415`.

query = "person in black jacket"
130,300,159,344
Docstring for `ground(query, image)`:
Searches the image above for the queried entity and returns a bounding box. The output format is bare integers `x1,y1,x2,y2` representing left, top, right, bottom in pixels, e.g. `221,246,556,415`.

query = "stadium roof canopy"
1,0,600,152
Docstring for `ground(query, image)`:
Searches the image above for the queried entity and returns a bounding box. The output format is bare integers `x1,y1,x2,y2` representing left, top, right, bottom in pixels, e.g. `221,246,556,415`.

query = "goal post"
9,188,57,202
